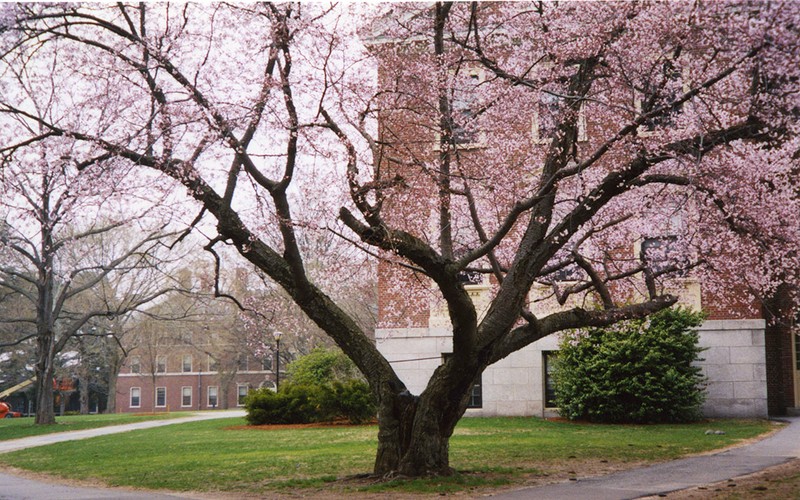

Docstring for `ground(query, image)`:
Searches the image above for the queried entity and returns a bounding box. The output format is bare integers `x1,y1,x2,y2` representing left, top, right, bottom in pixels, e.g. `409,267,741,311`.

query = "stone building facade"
376,275,773,419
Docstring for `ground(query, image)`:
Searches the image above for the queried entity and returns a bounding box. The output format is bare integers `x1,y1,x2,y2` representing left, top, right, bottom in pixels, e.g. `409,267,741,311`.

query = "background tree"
1,2,798,473
0,130,186,423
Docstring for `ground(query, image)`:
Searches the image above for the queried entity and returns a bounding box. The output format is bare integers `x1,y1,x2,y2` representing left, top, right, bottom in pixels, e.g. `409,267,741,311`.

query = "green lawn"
0,412,185,441
0,417,775,496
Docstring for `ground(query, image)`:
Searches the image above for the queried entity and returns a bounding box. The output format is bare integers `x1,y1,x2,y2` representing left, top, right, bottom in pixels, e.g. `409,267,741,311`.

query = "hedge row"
244,379,376,425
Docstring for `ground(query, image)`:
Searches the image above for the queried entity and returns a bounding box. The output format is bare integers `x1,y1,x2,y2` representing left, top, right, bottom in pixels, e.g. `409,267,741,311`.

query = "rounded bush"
553,308,706,423
245,348,376,426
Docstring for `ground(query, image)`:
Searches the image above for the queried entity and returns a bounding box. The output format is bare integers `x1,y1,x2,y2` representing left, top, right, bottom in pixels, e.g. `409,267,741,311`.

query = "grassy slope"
0,417,774,495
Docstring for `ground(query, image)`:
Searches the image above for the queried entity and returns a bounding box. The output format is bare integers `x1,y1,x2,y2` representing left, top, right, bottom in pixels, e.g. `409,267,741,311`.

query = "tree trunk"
372,365,476,477
34,332,56,425
105,352,122,413
79,376,90,414
762,285,796,415
79,343,90,414
221,383,230,409
59,392,67,416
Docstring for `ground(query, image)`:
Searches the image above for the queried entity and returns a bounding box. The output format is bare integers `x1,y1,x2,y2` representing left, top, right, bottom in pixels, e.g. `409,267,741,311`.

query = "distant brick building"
115,335,274,413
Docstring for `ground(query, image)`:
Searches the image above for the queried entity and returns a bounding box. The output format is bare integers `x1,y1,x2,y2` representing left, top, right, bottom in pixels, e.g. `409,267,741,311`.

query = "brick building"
368,4,799,419
115,332,275,413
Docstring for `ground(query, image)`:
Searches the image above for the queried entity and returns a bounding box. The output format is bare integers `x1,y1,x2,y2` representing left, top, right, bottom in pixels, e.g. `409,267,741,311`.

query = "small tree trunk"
221,384,230,409
34,331,57,425
78,377,89,415
105,350,123,413
59,392,67,416
79,372,90,414
33,373,56,424
106,359,120,413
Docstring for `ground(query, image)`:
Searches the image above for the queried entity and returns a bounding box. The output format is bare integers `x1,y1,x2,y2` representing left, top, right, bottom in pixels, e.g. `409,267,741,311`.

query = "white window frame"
181,386,192,407
182,354,193,373
434,66,487,150
207,386,219,408
130,356,141,374
155,387,167,408
156,355,167,373
532,94,587,145
130,387,141,408
237,383,249,407
208,354,218,372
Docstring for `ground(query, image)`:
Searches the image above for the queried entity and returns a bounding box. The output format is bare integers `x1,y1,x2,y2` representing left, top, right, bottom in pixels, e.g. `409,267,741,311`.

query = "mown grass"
0,412,185,441
0,416,775,496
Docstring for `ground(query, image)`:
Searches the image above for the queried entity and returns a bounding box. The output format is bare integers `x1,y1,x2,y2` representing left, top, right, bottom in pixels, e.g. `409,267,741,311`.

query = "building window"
208,355,218,372
457,270,483,286
634,59,687,134
130,356,141,374
543,351,558,408
182,354,193,373
156,355,167,373
532,93,587,145
261,355,273,371
237,354,248,372
130,387,141,408
237,384,249,406
640,236,684,275
208,386,219,408
467,376,483,408
441,354,482,408
451,68,483,146
155,387,166,407
435,67,485,149
181,386,192,407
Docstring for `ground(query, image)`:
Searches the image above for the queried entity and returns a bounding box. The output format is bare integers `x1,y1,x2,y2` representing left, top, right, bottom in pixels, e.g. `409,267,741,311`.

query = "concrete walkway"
0,410,245,500
492,416,800,500
1,413,797,499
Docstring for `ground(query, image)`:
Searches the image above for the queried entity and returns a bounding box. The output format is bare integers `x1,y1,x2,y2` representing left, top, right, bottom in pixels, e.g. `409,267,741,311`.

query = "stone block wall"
375,319,769,420
695,319,768,418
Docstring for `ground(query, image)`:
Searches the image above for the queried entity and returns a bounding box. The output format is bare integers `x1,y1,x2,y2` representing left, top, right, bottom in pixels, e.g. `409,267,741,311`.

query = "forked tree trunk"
372,365,477,476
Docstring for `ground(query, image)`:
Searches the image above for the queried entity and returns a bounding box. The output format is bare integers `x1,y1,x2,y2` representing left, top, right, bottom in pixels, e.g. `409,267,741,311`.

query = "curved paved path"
0,411,245,500
492,416,800,500
1,413,797,499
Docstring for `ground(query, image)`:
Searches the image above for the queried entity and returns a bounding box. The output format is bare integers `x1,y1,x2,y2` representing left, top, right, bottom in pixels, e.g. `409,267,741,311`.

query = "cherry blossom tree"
1,1,798,474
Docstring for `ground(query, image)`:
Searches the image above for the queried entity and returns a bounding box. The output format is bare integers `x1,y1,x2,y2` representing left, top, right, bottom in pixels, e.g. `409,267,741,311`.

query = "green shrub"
286,347,361,386
316,380,376,424
245,348,376,426
553,308,706,424
245,383,324,425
